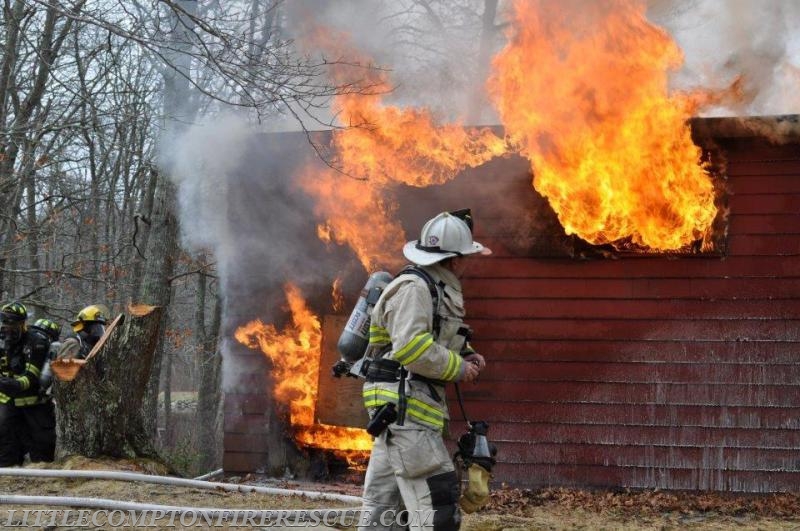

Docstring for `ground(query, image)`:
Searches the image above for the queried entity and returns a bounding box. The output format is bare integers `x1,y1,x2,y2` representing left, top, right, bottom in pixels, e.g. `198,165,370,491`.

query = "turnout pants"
0,401,56,466
359,427,460,531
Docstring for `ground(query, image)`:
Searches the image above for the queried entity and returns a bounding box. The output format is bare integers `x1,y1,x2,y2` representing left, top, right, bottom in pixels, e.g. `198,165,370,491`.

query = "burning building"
221,114,799,493
166,0,800,494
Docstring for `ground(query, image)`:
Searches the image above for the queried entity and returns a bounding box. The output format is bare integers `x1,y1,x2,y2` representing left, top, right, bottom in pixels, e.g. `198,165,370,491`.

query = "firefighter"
359,209,489,531
30,318,61,398
57,305,107,360
0,302,55,466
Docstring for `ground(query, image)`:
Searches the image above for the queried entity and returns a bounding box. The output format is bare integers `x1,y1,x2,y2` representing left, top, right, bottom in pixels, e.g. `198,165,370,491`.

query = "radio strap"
454,383,470,423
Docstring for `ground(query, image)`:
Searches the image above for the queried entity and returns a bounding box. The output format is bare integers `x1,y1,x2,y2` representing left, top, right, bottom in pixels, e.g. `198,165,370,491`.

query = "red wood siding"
460,136,800,492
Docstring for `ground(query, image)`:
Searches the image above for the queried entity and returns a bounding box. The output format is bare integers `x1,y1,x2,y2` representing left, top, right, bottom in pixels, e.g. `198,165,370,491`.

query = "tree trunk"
141,0,198,438
54,304,164,458
196,291,222,471
139,170,179,437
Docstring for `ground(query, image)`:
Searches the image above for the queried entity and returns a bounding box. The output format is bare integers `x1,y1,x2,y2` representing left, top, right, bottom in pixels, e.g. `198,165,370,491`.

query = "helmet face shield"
0,320,23,343
84,322,106,346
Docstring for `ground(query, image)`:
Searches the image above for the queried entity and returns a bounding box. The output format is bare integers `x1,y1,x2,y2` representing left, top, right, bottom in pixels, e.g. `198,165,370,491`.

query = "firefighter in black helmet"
57,305,108,360
0,302,56,466
30,318,61,399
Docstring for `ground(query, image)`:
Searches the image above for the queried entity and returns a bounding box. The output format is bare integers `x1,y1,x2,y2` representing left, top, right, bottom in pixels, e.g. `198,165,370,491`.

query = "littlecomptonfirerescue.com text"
1,508,435,528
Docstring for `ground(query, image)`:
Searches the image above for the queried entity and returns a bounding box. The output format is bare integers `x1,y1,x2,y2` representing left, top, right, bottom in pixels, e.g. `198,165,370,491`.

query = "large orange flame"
301,28,507,271
488,0,718,250
234,284,372,455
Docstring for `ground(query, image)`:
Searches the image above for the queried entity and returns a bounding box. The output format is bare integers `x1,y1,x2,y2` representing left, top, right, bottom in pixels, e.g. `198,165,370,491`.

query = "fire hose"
0,469,362,519
0,468,361,504
0,495,358,522
193,468,223,481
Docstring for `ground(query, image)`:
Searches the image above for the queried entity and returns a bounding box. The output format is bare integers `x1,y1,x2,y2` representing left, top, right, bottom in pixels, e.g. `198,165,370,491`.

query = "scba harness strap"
397,265,443,337
363,265,445,428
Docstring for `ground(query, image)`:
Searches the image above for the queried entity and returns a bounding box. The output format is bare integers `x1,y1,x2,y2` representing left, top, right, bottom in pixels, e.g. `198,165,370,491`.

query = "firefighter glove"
459,462,491,513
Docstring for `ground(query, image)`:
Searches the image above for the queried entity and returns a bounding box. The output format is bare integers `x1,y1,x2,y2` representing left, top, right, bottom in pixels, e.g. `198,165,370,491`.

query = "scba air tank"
337,271,394,362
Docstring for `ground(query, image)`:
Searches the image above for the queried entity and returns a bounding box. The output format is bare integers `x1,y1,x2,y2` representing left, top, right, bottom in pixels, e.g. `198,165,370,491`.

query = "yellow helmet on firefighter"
71,304,108,332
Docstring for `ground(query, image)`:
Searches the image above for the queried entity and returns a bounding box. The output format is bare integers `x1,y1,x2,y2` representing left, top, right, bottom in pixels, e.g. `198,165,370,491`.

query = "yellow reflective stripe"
394,333,429,362
401,336,433,365
406,402,445,429
362,388,397,408
14,396,38,406
363,389,445,428
440,351,457,380
0,391,10,404
15,376,30,391
394,333,433,365
441,351,462,381
407,397,444,420
368,337,390,346
26,363,41,377
368,326,390,343
363,388,399,401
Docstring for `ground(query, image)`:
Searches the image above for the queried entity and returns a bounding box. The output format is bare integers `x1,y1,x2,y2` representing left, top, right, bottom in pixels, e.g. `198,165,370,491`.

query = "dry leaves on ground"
485,485,800,519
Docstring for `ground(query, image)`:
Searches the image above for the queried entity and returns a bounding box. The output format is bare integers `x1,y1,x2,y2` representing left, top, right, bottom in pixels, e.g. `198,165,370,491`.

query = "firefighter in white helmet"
359,209,489,531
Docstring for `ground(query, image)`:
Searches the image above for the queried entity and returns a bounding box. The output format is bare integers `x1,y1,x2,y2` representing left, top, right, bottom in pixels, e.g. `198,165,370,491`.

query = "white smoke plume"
171,114,249,272
650,0,800,116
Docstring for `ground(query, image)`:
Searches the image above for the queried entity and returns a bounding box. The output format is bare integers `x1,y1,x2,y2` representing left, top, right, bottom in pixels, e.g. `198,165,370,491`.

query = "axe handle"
83,313,125,361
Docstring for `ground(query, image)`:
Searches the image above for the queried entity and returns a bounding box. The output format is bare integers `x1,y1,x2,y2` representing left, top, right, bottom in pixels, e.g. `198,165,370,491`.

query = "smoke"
650,0,800,116
284,0,499,122
167,0,800,394
171,114,248,277
169,113,349,391
279,0,800,124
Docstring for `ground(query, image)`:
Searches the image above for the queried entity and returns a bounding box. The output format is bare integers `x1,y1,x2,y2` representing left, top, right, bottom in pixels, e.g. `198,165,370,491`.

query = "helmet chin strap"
414,241,463,256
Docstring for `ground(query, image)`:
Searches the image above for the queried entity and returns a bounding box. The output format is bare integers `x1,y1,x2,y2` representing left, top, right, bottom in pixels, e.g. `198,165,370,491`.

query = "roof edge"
690,114,800,142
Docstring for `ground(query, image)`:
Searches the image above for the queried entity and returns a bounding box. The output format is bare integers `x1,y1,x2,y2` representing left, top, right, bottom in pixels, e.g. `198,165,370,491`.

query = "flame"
304,169,404,271
316,222,333,244
488,0,719,250
331,277,344,312
300,28,508,271
234,284,372,457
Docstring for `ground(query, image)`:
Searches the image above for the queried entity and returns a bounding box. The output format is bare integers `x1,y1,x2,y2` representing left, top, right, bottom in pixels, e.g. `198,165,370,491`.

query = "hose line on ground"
0,468,362,505
0,495,359,521
193,468,223,481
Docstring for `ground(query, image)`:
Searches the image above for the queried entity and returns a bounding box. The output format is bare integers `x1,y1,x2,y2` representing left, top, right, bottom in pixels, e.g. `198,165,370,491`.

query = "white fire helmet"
403,209,491,266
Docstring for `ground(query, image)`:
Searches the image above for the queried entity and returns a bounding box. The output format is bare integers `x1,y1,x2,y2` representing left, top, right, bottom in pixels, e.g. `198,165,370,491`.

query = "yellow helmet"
72,304,108,332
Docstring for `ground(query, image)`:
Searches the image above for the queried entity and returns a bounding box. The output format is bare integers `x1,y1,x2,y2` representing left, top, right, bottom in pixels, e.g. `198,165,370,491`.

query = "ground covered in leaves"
0,459,798,529
471,486,800,530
